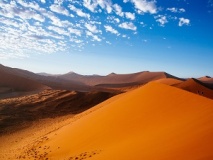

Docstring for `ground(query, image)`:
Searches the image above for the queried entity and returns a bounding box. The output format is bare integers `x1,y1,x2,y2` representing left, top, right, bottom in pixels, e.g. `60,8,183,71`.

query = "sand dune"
0,64,184,93
174,78,213,99
0,65,49,94
0,89,116,135
198,76,213,89
0,64,91,92
155,78,183,85
59,71,181,88
9,82,213,160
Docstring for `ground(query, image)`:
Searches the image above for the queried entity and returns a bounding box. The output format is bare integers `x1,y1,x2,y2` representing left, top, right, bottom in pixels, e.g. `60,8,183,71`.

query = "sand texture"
1,82,213,159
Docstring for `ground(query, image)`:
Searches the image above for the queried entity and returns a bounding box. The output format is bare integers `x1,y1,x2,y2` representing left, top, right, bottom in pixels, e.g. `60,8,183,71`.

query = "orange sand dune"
174,78,213,99
155,77,183,85
17,82,213,160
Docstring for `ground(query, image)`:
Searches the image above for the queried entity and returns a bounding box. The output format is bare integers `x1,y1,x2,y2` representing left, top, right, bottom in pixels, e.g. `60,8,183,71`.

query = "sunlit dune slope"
174,78,213,99
21,82,213,160
155,77,183,85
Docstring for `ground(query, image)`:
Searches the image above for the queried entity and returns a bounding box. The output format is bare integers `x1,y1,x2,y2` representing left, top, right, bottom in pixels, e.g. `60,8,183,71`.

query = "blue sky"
0,0,212,77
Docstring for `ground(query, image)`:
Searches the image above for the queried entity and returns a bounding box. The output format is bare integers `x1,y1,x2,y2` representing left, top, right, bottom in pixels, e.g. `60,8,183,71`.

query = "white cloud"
179,17,190,26
83,0,112,13
0,17,20,28
129,0,157,14
17,0,40,11
86,31,102,41
119,22,137,30
155,15,168,26
34,21,42,26
33,13,46,22
167,8,177,13
69,4,90,18
167,7,185,13
1,0,188,59
68,27,81,36
54,0,64,5
42,11,72,27
97,0,112,13
47,26,70,36
0,1,45,22
107,16,121,24
0,23,66,59
104,25,119,35
83,0,98,12
140,21,146,27
50,4,70,16
125,12,135,20
106,41,111,45
113,4,124,17
115,18,120,23
85,23,101,33
179,8,185,13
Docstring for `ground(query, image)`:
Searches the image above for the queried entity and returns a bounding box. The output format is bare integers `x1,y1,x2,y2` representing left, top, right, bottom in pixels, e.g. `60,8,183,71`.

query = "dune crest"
154,78,183,85
14,82,213,160
174,78,213,99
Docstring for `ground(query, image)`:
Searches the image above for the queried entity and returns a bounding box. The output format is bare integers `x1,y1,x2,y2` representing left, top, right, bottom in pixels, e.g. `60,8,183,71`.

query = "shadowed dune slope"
0,89,116,134
0,65,49,92
198,76,213,89
174,78,213,99
0,64,91,92
20,82,213,160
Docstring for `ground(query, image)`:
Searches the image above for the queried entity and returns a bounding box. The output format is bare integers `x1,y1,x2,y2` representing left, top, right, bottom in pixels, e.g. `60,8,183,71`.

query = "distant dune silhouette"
0,64,49,94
